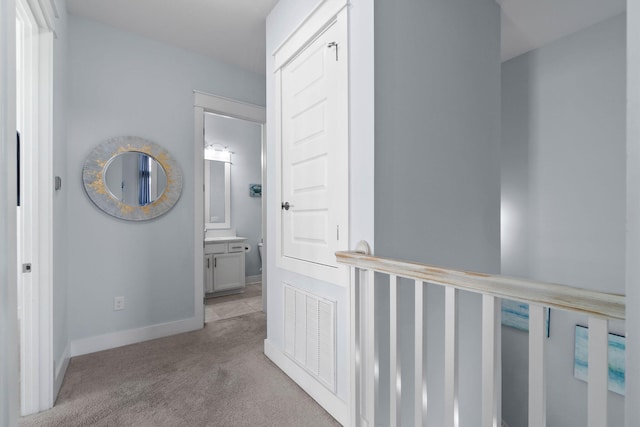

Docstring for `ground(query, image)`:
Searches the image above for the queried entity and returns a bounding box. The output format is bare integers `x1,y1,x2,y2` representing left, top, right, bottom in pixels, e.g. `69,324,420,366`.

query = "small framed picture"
249,184,262,197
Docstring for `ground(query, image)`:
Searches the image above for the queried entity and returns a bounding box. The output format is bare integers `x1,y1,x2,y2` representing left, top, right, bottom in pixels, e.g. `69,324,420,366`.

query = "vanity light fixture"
204,144,232,163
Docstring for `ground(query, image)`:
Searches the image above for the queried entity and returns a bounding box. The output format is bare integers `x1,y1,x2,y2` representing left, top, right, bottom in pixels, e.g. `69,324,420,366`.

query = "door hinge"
327,42,338,61
337,225,340,240
22,263,32,273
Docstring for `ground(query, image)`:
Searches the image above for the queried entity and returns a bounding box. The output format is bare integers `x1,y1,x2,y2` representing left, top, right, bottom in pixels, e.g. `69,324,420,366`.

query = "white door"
15,0,55,414
280,20,348,269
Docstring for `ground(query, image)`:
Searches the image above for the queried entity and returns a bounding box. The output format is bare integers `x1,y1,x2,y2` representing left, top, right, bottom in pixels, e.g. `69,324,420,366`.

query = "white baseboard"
54,342,70,401
246,275,262,284
70,316,203,357
264,339,348,426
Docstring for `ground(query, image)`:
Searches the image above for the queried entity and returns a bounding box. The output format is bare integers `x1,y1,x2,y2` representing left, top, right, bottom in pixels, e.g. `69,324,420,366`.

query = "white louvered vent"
283,283,336,392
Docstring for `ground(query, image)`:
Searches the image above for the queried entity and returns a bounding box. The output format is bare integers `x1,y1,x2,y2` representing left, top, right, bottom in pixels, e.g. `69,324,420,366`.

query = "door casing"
15,0,55,415
193,92,267,316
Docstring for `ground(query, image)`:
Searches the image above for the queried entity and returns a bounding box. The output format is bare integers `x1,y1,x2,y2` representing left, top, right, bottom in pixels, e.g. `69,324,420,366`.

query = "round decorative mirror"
83,136,183,220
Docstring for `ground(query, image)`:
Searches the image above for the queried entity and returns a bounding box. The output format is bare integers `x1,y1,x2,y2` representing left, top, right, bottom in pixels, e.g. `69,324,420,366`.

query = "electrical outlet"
114,296,125,311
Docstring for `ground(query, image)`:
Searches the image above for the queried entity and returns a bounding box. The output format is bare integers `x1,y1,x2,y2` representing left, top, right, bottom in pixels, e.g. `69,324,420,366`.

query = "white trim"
48,0,58,19
194,106,206,326
194,91,266,124
626,4,640,426
261,125,267,314
264,339,348,425
194,92,266,330
587,317,609,427
16,0,55,414
272,0,348,71
37,0,55,32
277,258,349,286
53,342,70,399
25,0,54,32
37,27,54,412
528,305,547,427
70,317,202,357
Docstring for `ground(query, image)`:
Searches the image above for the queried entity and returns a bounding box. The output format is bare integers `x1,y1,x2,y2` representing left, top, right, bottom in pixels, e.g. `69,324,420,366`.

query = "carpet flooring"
19,311,341,427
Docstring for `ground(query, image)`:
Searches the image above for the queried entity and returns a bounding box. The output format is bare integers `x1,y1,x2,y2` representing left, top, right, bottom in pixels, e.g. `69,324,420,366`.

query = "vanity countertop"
204,236,247,243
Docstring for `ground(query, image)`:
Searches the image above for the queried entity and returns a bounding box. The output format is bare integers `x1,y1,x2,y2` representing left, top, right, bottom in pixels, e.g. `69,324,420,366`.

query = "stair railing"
336,241,625,427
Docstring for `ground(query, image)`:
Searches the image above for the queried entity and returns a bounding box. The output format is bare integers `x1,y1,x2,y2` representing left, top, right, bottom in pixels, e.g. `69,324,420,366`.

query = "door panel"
281,20,348,269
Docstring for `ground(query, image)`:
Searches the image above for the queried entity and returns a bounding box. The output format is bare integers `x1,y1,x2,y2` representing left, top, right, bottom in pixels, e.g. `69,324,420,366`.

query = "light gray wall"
204,114,262,278
1,0,19,424
501,15,626,427
266,0,375,406
52,0,69,391
627,4,640,424
66,15,265,342
374,0,501,424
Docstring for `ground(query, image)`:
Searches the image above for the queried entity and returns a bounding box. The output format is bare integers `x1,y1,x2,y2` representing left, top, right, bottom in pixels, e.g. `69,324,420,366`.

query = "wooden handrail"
336,250,625,320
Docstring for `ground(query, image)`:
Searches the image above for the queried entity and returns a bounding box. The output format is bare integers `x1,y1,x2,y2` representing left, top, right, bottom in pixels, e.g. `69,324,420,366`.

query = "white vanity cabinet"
204,238,246,295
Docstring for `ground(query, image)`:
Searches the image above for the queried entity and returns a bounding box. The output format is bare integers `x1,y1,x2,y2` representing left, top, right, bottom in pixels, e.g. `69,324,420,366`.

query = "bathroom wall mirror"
83,136,183,220
204,155,231,229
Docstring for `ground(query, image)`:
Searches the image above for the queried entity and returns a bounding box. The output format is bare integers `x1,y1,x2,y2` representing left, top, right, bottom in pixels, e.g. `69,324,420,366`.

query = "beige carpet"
20,312,341,427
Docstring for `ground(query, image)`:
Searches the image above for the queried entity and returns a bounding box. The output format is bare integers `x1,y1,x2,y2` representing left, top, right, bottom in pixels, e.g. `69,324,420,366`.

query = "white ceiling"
66,0,279,75
67,0,627,74
500,0,626,62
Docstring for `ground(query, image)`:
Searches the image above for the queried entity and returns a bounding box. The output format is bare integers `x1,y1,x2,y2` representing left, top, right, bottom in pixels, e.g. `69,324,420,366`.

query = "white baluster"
415,280,426,426
350,267,361,427
365,269,376,427
389,275,400,426
444,287,459,427
528,304,546,427
588,317,609,427
482,295,501,427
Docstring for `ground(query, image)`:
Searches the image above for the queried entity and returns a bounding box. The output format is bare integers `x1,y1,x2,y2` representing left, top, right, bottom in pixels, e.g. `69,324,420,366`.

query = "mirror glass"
104,152,167,206
83,136,183,221
208,160,226,223
204,157,230,228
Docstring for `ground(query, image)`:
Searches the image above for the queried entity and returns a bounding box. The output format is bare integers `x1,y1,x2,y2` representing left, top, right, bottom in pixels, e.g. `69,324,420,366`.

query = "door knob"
281,201,292,210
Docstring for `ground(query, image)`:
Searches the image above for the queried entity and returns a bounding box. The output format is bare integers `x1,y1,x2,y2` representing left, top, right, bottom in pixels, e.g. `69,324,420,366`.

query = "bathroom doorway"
193,92,267,325
203,112,264,321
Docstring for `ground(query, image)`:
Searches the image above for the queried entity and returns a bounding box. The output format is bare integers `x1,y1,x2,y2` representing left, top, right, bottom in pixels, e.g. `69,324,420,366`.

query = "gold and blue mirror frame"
82,136,183,221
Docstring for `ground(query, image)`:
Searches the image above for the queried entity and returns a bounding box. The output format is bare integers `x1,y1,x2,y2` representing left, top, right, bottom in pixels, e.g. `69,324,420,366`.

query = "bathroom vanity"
204,236,247,295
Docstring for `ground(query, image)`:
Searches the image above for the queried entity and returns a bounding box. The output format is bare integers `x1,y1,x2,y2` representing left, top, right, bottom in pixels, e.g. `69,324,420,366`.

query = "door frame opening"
193,91,267,320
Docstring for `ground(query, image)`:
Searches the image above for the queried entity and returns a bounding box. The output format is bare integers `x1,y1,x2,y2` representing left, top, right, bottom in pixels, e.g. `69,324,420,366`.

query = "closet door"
279,19,348,270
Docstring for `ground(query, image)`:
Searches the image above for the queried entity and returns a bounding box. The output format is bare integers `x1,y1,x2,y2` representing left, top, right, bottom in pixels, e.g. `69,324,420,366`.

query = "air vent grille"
283,283,336,392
